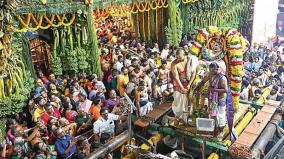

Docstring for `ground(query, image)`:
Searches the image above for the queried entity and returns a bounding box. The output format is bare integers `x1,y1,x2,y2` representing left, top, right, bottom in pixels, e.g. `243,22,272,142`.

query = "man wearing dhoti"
171,49,199,122
195,63,235,139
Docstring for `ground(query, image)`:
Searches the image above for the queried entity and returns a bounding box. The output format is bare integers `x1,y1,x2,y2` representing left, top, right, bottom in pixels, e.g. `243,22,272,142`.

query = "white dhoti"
217,106,227,127
172,91,188,122
140,102,153,116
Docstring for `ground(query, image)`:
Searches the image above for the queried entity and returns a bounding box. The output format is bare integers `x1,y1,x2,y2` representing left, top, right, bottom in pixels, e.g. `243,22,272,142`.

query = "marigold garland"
182,0,200,4
16,13,76,32
17,13,31,28
142,13,145,41
93,0,169,21
62,14,76,26
155,8,159,42
147,10,151,41
150,0,158,10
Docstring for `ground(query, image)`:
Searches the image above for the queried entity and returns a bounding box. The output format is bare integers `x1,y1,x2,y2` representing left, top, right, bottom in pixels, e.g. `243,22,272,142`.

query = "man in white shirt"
124,54,132,67
93,108,127,143
160,43,170,60
152,43,160,53
116,55,124,72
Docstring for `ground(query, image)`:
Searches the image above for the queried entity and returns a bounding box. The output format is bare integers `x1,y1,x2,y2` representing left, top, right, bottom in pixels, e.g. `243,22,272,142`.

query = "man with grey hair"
55,127,76,159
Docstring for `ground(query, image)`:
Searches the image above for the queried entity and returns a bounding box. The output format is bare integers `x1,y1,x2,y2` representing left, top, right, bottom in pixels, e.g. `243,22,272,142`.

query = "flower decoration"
189,26,246,111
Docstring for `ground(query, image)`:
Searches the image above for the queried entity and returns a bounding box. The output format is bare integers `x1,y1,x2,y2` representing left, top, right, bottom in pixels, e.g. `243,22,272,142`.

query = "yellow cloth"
118,74,129,96
155,57,162,67
33,108,46,122
111,36,118,44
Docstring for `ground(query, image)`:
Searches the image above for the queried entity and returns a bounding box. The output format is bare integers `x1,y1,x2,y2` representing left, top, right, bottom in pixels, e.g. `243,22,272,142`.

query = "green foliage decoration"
165,0,183,47
76,47,89,72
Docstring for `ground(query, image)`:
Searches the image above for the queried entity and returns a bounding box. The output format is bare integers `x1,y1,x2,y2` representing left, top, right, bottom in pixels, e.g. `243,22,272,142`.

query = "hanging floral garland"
226,28,246,109
182,0,200,4
93,0,169,21
189,26,246,111
16,13,76,32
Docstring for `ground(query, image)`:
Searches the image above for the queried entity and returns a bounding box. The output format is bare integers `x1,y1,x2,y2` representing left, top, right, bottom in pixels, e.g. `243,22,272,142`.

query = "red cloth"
85,81,93,91
65,110,78,123
107,74,114,83
41,77,49,84
41,113,51,126
53,107,61,118
100,55,111,62
48,132,57,145
40,108,61,126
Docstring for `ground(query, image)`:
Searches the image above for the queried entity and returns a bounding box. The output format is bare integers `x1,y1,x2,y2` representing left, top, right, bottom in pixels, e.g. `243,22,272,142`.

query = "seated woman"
134,81,153,116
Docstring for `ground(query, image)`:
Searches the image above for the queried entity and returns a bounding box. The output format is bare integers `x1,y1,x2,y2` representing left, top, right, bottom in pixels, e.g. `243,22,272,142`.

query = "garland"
227,30,246,110
181,0,249,36
16,13,76,32
182,0,200,4
155,8,159,42
147,10,151,41
142,12,145,41
189,26,246,111
93,0,169,21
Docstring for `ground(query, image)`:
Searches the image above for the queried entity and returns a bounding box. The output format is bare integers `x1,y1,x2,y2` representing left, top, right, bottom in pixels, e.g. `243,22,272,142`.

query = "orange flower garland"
16,13,76,32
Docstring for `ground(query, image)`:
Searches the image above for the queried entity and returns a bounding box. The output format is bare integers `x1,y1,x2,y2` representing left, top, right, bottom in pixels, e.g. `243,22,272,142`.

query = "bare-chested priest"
171,49,199,122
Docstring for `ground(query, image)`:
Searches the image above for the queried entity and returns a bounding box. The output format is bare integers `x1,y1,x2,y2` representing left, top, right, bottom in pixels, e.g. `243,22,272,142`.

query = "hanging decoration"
147,7,151,41
165,0,183,47
189,26,246,111
51,28,63,76
142,12,145,41
87,6,102,77
0,0,34,121
180,0,250,35
92,0,169,22
155,8,158,42
182,0,199,4
16,13,76,32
